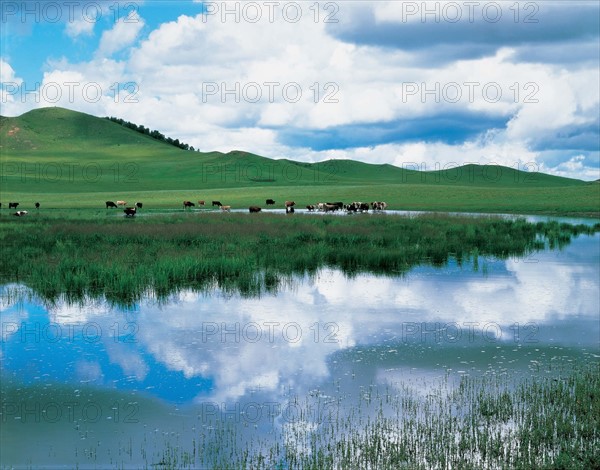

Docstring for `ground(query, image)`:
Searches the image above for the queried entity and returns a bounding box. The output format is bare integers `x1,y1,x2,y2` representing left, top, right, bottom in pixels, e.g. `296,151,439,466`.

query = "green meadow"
1,107,598,216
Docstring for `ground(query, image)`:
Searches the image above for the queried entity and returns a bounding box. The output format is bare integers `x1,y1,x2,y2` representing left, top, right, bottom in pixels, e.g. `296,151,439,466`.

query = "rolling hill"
0,107,598,215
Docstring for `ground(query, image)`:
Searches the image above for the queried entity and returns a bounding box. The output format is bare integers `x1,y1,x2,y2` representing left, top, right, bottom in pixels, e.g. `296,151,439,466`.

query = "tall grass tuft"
1,212,597,305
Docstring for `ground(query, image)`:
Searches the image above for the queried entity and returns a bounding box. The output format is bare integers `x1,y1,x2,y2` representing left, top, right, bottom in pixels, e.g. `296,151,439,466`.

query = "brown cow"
371,201,387,210
116,200,127,206
249,206,262,213
285,201,295,208
198,200,205,206
221,205,231,212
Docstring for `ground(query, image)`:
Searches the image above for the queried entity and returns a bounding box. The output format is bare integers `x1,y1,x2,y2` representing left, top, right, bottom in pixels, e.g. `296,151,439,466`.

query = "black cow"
135,202,143,209
8,202,19,209
212,201,222,207
124,207,137,217
266,199,275,205
346,202,369,212
106,201,118,209
183,201,195,209
35,202,40,209
326,202,344,210
249,206,262,213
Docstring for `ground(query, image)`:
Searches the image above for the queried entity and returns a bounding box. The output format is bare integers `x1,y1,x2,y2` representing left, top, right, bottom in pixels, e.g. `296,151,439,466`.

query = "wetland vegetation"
1,211,598,305
200,363,599,470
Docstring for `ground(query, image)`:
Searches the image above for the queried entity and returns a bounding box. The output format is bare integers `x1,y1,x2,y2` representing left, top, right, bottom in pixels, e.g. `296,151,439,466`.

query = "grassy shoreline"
1,212,598,305
2,180,599,218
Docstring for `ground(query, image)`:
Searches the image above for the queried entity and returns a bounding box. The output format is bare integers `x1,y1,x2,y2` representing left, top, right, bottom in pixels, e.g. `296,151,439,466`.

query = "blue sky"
1,1,599,180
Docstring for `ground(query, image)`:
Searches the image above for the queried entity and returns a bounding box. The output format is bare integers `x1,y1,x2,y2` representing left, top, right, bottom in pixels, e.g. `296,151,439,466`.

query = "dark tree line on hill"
105,116,197,151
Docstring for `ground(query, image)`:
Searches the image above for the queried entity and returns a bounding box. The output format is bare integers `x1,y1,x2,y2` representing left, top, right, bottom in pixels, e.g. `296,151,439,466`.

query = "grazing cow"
106,201,118,209
117,200,127,206
371,201,387,211
124,207,137,217
347,202,369,212
135,202,143,209
266,199,275,205
286,206,295,214
183,201,195,209
249,206,262,213
198,200,205,206
35,202,40,209
9,202,19,209
359,202,370,212
306,204,316,211
221,205,231,212
13,210,28,217
327,202,344,210
212,201,222,207
285,201,295,208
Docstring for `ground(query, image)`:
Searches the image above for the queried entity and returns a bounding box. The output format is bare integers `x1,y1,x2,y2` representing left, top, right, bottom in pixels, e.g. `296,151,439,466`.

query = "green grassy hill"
0,107,172,151
0,107,598,215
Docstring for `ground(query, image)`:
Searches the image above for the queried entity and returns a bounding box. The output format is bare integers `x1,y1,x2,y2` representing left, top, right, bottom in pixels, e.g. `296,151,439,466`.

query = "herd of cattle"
305,201,388,212
3,199,387,217
0,201,39,216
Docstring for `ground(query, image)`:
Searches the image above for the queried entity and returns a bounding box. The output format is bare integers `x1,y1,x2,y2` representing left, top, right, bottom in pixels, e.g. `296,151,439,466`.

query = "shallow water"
1,230,598,468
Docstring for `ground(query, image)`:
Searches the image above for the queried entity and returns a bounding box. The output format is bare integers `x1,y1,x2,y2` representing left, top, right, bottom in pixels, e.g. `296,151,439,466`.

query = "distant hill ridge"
0,107,587,188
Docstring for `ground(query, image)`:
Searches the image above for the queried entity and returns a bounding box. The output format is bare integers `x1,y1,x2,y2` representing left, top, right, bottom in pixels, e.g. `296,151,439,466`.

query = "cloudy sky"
1,1,599,179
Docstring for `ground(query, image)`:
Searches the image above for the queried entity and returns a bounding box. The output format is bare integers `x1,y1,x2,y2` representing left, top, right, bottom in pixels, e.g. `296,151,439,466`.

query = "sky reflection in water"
1,231,598,467
2,233,598,404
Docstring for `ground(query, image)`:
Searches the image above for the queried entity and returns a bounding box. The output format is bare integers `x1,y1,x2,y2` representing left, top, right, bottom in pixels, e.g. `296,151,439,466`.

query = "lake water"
1,223,598,468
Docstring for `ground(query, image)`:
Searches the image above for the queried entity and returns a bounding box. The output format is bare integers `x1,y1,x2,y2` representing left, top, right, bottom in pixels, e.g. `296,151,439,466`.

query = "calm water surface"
1,224,598,468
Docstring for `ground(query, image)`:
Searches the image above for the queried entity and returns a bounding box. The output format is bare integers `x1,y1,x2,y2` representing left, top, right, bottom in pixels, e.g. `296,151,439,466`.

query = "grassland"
1,107,598,216
1,211,597,305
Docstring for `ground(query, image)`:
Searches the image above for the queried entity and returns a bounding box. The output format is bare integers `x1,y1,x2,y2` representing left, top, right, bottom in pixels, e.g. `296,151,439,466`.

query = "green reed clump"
1,212,597,305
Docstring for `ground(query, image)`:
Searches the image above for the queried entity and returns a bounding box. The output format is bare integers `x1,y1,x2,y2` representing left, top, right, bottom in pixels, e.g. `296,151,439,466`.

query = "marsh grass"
1,212,599,305
1,212,598,305
145,362,599,469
